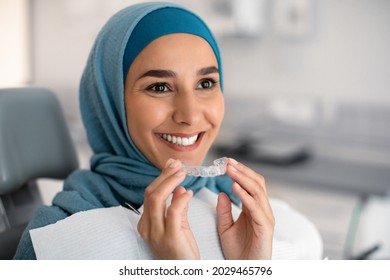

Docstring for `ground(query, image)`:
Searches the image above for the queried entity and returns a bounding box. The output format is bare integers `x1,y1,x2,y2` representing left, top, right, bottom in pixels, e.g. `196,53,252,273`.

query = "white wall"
220,0,390,105
31,0,136,124
29,0,390,127
0,0,30,87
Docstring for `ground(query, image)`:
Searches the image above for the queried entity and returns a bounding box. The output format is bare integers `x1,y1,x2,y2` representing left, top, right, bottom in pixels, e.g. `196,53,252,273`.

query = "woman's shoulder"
13,205,70,259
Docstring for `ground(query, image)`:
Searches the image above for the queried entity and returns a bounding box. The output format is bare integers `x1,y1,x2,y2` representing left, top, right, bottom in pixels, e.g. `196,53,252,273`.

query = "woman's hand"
217,159,275,260
137,159,200,260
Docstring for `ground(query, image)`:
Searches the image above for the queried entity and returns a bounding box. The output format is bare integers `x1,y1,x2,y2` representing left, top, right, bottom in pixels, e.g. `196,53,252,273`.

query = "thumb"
216,192,234,235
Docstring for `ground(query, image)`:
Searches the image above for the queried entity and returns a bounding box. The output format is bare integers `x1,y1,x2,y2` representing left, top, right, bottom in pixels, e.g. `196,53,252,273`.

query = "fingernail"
166,159,179,169
229,158,238,165
165,158,174,168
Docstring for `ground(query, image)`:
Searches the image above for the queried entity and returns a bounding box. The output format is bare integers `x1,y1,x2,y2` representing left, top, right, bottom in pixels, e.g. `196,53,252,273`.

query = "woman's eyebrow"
198,66,219,76
138,66,218,79
139,69,176,79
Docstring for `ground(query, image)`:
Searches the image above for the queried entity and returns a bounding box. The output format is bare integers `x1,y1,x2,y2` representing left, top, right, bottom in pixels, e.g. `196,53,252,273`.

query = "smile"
159,133,199,146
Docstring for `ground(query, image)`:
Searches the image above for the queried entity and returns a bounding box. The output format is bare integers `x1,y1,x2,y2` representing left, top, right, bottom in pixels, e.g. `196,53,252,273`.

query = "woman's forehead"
121,6,222,85
135,34,217,65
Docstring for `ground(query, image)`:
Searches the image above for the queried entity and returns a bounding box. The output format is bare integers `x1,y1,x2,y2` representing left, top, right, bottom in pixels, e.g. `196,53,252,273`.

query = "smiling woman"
13,2,276,260
125,33,224,169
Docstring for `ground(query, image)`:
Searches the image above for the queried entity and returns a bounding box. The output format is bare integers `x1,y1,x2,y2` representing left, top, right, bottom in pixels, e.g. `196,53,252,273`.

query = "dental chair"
0,87,79,259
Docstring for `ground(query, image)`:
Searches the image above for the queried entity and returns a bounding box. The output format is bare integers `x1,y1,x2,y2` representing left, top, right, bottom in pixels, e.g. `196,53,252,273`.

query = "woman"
14,2,275,260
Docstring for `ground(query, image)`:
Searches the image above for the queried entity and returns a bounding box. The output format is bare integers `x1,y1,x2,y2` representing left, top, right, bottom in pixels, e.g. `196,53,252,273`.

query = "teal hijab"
14,2,237,259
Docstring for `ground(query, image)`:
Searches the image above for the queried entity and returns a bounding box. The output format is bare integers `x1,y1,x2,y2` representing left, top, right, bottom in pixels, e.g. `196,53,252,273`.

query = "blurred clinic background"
1,0,390,259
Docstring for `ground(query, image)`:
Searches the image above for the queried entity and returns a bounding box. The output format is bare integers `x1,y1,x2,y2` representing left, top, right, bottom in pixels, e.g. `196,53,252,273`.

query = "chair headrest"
0,87,79,194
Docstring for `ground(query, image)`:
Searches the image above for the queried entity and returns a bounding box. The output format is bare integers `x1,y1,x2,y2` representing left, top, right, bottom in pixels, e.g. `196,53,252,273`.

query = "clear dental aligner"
181,157,228,177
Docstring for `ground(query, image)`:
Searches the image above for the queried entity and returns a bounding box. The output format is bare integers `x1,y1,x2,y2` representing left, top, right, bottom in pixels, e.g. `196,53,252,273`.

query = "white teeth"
161,133,199,146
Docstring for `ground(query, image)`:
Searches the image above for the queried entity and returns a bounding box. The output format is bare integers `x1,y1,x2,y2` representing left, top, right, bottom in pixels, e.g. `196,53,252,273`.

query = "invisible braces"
181,157,228,177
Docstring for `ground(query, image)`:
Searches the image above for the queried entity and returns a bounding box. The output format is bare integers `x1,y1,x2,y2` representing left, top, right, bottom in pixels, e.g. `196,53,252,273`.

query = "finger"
142,161,185,236
226,159,267,199
172,187,191,227
228,159,266,190
145,159,184,193
143,171,185,233
232,182,273,225
145,168,186,208
144,159,186,209
216,192,234,235
172,186,187,203
137,212,152,242
235,180,273,219
166,189,193,233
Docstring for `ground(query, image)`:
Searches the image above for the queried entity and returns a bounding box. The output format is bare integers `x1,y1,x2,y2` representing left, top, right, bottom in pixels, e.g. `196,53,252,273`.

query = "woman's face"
125,33,224,169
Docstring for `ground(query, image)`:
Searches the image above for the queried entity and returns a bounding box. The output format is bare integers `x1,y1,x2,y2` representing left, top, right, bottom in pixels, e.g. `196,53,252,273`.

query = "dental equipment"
181,157,228,177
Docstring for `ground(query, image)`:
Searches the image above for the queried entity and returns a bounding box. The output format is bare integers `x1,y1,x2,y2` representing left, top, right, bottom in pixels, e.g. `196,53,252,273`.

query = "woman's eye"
148,83,169,93
197,79,215,89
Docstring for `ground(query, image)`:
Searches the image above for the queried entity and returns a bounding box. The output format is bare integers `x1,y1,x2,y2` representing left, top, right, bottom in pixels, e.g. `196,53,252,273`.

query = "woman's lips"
156,132,204,151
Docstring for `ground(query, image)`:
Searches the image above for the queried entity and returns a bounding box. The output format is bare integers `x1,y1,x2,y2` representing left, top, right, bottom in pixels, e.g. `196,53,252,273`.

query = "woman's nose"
172,91,201,126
